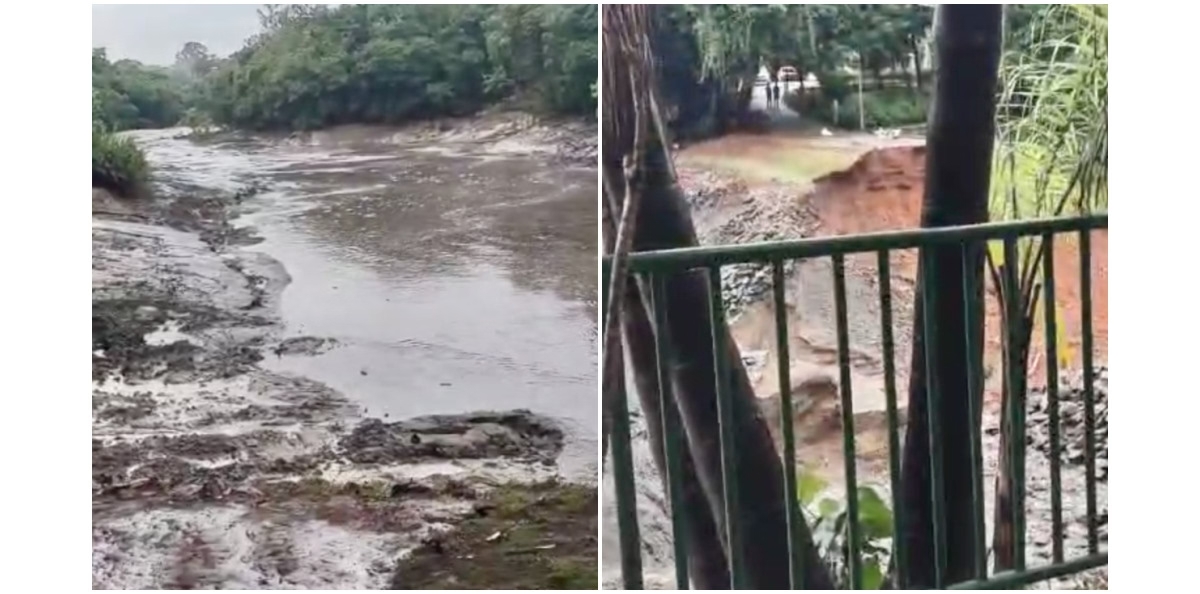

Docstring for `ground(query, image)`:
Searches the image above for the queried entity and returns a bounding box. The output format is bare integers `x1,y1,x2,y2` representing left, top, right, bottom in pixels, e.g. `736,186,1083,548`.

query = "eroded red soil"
807,146,1108,396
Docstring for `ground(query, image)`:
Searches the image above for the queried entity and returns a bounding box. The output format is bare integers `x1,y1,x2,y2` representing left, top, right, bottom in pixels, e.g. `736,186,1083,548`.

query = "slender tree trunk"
991,269,1039,572
603,5,833,588
609,146,833,590
898,4,1002,589
912,40,924,91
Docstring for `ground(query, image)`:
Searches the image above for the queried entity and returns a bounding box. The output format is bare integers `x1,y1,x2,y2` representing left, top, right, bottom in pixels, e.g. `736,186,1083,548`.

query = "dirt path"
93,115,598,589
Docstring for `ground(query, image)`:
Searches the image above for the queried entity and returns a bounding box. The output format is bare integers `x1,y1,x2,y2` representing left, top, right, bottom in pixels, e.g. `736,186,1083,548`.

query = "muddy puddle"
94,120,597,589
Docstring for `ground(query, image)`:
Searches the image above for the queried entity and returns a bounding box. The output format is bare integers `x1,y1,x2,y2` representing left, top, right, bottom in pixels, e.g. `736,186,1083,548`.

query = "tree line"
656,4,1074,134
92,4,596,133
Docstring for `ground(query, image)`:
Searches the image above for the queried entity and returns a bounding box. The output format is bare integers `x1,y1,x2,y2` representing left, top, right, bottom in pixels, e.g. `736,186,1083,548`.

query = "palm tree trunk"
897,4,1002,588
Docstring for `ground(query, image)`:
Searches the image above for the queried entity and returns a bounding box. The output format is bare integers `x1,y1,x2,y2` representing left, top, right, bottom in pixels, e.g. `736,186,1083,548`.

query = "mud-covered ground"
94,113,597,589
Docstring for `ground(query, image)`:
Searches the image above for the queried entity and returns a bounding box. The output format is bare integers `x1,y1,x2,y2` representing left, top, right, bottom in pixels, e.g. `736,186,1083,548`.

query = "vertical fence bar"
708,266,745,589
610,340,644,589
651,274,690,589
920,248,948,588
602,260,644,588
832,254,863,590
602,260,611,461
1078,229,1099,554
1002,237,1027,571
960,242,987,578
602,261,611,332
876,251,906,588
772,260,803,588
1041,233,1066,564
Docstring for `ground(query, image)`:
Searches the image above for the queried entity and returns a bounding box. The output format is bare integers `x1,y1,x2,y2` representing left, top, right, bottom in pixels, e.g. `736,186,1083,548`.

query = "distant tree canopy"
653,4,1074,137
92,48,190,131
91,5,596,133
174,41,219,80
201,4,597,130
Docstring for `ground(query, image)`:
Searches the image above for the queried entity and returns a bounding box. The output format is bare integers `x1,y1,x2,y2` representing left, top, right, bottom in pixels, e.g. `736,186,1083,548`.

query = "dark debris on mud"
272,335,339,357
341,411,565,465
92,297,266,383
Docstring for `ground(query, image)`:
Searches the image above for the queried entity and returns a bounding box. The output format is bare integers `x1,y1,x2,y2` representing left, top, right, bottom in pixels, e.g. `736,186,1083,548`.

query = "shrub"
92,129,149,198
819,72,856,103
797,88,929,130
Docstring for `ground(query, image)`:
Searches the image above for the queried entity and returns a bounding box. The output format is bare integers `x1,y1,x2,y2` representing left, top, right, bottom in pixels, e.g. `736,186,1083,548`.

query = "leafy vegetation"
793,88,930,129
200,4,596,131
985,4,1107,573
662,4,1090,133
92,92,149,197
798,472,895,590
653,5,934,135
92,5,595,134
92,48,192,131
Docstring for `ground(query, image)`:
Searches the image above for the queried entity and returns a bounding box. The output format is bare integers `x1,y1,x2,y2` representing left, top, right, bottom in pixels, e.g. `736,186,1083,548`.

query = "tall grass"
93,93,149,197
992,3,1108,219
986,4,1107,574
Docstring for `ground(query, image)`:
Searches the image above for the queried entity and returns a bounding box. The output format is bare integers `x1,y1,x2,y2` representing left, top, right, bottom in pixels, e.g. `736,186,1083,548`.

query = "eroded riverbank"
92,115,597,589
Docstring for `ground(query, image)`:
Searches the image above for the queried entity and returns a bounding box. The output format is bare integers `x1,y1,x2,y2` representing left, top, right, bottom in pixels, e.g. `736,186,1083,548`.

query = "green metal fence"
603,214,1108,590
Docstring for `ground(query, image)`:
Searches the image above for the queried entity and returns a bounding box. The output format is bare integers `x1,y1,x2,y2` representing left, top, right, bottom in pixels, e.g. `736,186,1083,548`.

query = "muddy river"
129,126,597,473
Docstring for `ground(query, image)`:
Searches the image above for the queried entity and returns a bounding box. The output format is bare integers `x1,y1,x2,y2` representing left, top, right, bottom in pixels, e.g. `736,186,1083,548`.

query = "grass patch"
93,130,149,198
790,88,929,130
685,146,857,185
393,479,597,590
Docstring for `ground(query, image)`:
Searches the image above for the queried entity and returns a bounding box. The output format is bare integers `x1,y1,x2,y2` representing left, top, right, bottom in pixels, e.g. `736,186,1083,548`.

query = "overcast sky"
92,4,264,65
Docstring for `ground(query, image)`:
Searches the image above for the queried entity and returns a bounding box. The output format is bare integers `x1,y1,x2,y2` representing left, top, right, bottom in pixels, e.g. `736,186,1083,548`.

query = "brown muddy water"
91,125,597,589
132,128,597,471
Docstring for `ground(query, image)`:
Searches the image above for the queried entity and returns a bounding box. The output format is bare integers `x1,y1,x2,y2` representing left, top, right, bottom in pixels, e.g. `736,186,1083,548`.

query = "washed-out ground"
93,113,598,589
603,87,1107,588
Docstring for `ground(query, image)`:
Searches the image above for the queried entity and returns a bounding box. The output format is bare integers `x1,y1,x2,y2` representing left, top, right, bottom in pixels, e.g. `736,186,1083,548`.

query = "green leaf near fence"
986,237,1075,370
857,486,894,540
797,470,828,507
862,559,886,590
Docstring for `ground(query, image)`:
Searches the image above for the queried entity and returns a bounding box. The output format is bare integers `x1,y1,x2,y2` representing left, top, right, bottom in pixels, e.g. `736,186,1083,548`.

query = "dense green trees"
92,5,595,133
92,48,191,131
651,4,935,135
660,4,1080,132
201,4,596,130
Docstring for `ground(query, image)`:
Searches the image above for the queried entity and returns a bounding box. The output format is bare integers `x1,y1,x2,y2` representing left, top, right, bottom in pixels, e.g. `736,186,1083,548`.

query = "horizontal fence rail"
603,214,1108,590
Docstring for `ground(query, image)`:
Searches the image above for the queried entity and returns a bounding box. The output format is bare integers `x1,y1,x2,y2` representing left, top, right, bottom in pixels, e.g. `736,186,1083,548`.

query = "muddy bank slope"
198,110,598,167
93,117,597,589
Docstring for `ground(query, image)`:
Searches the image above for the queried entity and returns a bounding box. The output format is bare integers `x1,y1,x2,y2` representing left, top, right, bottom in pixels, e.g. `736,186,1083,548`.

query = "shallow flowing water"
128,127,598,477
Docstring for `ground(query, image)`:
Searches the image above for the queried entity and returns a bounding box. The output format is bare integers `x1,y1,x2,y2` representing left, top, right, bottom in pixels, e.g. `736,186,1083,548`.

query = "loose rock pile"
720,260,798,318
1027,365,1109,480
684,181,815,319
1012,364,1109,584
